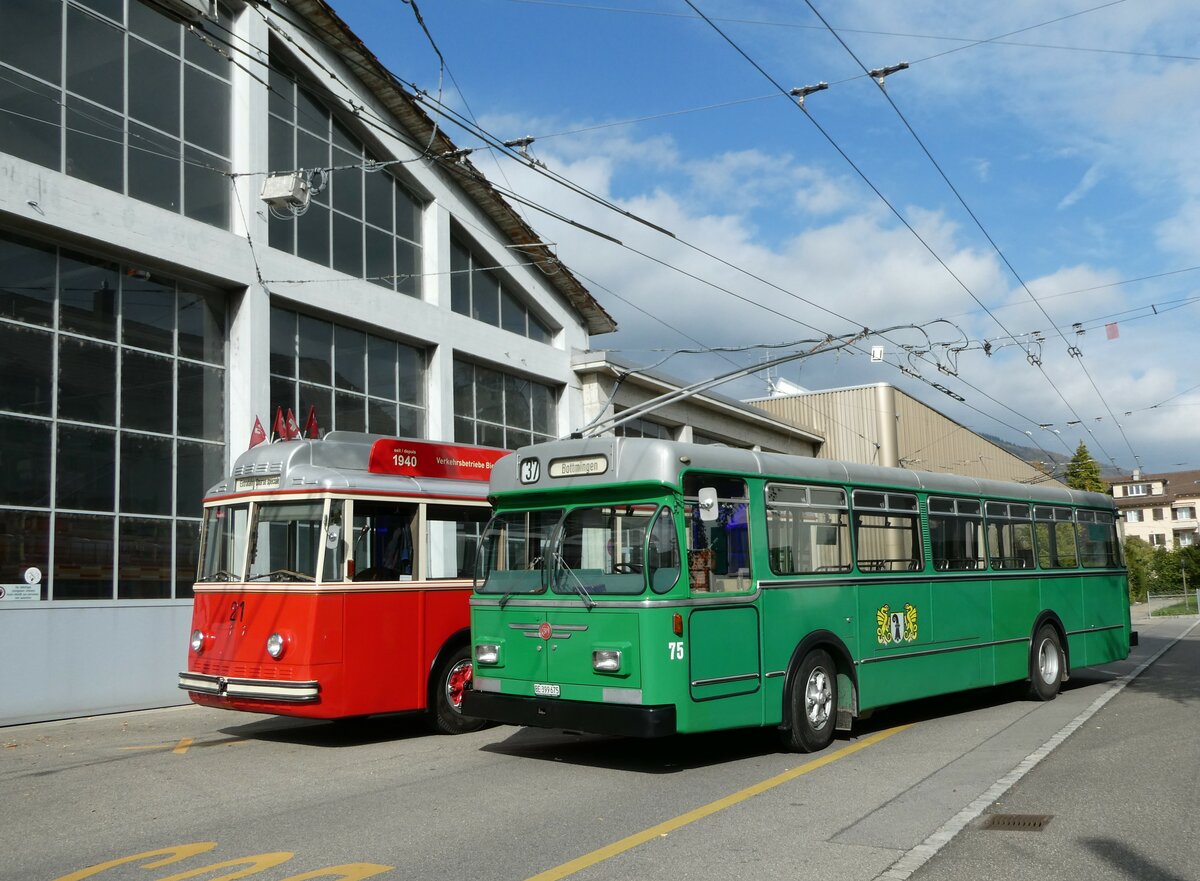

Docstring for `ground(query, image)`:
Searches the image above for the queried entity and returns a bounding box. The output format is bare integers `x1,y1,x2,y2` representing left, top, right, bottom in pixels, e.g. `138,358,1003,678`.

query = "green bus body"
464,437,1134,751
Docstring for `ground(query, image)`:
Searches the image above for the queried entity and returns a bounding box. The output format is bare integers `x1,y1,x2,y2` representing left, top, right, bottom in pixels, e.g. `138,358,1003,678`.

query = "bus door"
684,476,761,703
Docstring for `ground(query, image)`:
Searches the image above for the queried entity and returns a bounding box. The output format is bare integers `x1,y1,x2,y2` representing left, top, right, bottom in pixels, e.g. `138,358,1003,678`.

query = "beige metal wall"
749,384,1055,484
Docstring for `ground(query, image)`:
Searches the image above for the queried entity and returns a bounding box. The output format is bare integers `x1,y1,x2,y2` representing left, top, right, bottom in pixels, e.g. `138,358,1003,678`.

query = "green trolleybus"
463,437,1136,752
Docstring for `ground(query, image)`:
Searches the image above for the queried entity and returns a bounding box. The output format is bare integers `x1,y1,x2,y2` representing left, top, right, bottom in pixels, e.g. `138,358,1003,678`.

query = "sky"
325,0,1200,475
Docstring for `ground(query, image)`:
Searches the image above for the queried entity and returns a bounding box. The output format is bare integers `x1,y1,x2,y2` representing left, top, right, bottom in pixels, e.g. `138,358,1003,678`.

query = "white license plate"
533,683,560,697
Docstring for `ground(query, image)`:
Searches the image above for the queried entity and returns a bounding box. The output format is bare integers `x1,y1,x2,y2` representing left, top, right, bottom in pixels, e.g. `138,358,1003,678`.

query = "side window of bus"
1075,510,1120,568
852,491,922,572
928,497,986,571
985,502,1034,570
683,474,751,593
1034,506,1079,569
648,506,681,593
425,504,492,579
765,483,851,575
351,501,417,581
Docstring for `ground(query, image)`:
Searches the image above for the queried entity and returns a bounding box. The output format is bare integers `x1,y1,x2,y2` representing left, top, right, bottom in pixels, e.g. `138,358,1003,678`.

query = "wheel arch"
1030,610,1070,675
780,630,859,732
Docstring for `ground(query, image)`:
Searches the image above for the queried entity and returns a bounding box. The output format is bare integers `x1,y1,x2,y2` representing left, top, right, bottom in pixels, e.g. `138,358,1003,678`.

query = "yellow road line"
172,738,194,755
524,724,911,881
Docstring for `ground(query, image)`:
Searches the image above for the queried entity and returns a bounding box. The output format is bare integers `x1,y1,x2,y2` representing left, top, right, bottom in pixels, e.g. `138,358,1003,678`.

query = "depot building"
0,0,825,724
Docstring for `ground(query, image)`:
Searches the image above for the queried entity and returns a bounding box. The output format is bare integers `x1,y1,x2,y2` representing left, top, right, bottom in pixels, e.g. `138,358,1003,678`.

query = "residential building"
1109,469,1200,549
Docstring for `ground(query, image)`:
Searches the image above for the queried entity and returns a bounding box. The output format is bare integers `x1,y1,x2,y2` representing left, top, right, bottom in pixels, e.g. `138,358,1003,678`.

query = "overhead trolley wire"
234,4,1070,468
794,0,1142,469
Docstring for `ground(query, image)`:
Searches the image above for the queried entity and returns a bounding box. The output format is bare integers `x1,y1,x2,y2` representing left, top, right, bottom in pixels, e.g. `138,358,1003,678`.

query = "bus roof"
205,431,510,501
490,436,1115,510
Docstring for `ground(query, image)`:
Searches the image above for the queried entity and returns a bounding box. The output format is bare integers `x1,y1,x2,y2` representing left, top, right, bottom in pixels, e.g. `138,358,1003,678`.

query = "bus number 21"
668,641,685,661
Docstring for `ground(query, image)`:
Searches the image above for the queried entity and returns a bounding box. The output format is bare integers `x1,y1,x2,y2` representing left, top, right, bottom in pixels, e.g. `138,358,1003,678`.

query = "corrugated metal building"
747,383,1056,485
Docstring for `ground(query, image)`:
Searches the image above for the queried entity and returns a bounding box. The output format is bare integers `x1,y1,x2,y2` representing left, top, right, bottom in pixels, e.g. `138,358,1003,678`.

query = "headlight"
475,643,500,665
190,630,205,654
266,632,286,659
593,649,621,673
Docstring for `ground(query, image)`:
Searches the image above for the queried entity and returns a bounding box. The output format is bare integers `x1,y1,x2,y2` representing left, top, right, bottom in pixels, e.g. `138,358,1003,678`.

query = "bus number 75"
669,641,685,661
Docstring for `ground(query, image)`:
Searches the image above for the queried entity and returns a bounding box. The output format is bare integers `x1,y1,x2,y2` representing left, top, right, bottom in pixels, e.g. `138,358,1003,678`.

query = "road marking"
523,724,911,881
120,737,248,754
873,618,1200,881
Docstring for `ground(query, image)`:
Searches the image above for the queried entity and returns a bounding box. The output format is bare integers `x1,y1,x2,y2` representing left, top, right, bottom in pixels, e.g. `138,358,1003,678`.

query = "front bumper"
178,671,320,703
462,690,676,738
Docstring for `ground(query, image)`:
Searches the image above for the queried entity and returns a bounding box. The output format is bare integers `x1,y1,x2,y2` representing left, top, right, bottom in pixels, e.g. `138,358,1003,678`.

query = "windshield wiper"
498,556,543,609
247,568,315,582
198,569,237,583
555,553,595,610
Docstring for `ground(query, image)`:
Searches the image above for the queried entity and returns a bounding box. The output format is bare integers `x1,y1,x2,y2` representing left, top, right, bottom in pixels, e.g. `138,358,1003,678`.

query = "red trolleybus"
178,432,507,733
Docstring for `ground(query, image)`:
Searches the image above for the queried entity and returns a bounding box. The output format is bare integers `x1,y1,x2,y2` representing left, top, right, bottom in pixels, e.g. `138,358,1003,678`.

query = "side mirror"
697,487,719,523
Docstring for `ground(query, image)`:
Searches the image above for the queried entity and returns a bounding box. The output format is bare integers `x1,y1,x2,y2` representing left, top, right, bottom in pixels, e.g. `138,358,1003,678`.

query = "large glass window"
684,474,751,593
425,504,492,580
450,237,554,342
453,359,556,450
852,490,922,573
476,508,562,595
928,496,986,571
349,500,415,581
1075,509,1121,568
985,501,1035,570
270,306,425,437
555,504,659,596
266,56,424,295
0,0,233,227
246,500,323,583
765,483,851,575
0,230,226,600
1034,505,1079,569
613,409,673,440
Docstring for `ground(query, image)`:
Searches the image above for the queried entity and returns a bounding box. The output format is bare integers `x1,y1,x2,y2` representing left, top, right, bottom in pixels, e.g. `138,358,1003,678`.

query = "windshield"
475,509,562,594
246,501,325,582
197,504,249,582
553,504,663,596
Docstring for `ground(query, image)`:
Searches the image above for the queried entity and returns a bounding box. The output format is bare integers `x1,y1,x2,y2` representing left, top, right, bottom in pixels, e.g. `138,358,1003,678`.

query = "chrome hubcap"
1037,639,1060,684
805,667,832,729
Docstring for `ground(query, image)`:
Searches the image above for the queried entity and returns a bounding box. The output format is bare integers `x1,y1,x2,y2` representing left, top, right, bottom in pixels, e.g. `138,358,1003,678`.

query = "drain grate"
981,813,1054,831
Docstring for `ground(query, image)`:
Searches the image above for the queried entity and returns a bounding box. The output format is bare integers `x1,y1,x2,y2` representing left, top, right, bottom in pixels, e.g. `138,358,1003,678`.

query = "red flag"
1105,322,1119,340
249,416,267,448
271,406,286,441
303,405,320,439
284,408,301,440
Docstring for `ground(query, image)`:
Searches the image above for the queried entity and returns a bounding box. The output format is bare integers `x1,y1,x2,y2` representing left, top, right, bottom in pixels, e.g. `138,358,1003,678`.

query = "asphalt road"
1,611,1195,881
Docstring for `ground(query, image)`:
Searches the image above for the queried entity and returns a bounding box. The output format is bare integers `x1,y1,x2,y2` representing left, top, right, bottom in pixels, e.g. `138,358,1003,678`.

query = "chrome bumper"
178,671,320,703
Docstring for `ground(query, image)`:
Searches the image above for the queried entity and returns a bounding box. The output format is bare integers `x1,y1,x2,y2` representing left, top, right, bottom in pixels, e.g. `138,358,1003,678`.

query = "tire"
431,645,488,734
780,649,838,753
1027,624,1064,701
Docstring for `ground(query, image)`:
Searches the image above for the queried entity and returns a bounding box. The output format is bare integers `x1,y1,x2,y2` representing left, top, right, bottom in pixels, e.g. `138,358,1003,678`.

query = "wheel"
1027,624,1064,701
431,645,488,734
780,649,837,753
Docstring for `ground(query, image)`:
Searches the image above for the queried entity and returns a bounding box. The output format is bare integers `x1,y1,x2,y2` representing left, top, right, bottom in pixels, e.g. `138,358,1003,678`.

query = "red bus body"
179,432,507,728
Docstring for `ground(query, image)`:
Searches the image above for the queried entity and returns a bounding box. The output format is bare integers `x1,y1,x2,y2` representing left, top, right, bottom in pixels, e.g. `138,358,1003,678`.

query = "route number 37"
668,641,685,661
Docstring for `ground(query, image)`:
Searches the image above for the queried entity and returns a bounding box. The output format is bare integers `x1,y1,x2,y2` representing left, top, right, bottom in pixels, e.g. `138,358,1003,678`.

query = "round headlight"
266,632,286,659
190,630,205,654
